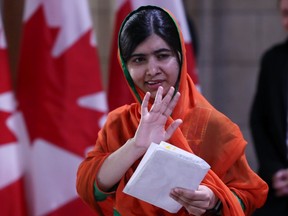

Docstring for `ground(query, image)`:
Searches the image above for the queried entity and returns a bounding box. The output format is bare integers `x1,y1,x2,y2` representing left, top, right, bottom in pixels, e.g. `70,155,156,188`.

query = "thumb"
165,119,182,140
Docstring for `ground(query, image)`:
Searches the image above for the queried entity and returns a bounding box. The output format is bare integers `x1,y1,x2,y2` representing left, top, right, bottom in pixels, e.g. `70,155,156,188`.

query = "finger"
273,174,288,188
170,187,196,202
164,91,180,117
154,86,163,102
185,206,205,216
150,86,163,113
170,192,190,206
141,92,150,116
170,193,205,216
164,119,182,140
274,170,286,179
159,87,175,114
172,187,209,202
170,190,193,205
274,181,287,190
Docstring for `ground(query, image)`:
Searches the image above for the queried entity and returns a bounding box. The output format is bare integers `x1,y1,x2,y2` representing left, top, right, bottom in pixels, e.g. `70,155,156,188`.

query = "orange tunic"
76,6,268,216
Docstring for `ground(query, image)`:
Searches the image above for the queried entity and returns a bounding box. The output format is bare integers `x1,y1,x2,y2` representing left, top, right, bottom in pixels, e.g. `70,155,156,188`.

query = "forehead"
133,34,170,54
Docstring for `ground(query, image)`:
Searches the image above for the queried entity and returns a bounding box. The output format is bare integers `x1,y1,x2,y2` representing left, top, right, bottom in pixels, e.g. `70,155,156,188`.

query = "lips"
146,80,162,85
145,80,164,90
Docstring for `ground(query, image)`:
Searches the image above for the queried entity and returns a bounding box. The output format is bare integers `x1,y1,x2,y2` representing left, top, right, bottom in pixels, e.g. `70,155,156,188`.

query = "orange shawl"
76,6,268,216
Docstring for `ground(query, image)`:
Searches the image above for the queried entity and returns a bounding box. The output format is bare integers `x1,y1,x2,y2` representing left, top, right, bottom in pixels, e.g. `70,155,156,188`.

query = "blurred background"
0,0,286,215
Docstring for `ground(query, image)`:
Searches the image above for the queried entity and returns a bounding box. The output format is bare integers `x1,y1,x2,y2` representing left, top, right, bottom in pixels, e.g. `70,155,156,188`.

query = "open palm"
133,86,182,149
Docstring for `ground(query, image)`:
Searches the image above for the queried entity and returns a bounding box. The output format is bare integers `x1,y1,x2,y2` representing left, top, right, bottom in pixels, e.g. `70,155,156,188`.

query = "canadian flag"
107,0,199,111
0,10,28,216
16,0,110,215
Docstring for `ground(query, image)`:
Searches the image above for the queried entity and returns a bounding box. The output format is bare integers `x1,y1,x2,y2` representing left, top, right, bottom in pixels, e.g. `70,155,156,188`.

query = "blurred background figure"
250,0,288,215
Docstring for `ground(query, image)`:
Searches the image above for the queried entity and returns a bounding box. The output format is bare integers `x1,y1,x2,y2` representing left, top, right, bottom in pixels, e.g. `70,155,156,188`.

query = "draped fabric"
77,5,268,216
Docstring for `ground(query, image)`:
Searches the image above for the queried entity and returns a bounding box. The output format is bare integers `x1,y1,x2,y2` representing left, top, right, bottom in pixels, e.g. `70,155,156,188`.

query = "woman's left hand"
170,185,218,216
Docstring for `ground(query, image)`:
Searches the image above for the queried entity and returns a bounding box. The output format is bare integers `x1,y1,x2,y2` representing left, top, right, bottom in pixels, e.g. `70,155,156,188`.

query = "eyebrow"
130,48,173,58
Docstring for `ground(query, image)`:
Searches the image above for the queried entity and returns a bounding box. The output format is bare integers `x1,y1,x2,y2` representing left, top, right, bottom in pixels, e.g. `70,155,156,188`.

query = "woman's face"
127,34,180,98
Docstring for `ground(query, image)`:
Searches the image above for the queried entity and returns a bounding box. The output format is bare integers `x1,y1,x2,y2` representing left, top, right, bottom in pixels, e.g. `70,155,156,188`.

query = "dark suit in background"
250,39,288,216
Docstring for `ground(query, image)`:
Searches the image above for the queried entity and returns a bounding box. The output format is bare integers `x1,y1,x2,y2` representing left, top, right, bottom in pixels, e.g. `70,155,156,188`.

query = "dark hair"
119,6,182,64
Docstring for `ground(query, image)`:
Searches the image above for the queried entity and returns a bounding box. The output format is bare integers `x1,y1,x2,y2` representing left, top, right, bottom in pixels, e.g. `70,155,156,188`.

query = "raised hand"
133,86,182,151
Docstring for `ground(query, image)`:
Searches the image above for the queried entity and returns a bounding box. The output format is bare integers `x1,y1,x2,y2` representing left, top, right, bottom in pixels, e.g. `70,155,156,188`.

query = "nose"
146,57,160,76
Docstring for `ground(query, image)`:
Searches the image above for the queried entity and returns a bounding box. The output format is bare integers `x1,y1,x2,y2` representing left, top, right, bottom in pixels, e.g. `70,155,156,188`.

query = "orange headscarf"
76,5,268,216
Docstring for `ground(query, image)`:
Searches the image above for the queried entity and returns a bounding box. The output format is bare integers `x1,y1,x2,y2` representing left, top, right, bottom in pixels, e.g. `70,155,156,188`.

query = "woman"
77,5,268,216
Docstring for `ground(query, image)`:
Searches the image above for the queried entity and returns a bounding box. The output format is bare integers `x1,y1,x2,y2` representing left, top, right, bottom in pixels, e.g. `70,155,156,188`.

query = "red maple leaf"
17,6,105,158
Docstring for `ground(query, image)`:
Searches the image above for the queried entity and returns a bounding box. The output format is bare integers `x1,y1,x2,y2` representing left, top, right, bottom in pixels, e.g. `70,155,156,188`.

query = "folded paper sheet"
123,141,211,213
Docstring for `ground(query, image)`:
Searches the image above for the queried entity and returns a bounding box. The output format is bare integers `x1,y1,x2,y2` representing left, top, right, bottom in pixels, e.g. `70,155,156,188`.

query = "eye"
128,55,147,65
156,51,173,60
157,53,170,60
133,56,146,63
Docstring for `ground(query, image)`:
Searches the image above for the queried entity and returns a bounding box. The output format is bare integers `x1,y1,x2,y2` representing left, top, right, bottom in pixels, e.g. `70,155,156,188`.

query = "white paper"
123,141,210,213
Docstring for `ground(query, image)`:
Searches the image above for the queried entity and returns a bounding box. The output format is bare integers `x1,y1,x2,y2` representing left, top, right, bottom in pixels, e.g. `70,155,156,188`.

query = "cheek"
166,60,180,84
127,66,136,79
127,67,142,83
